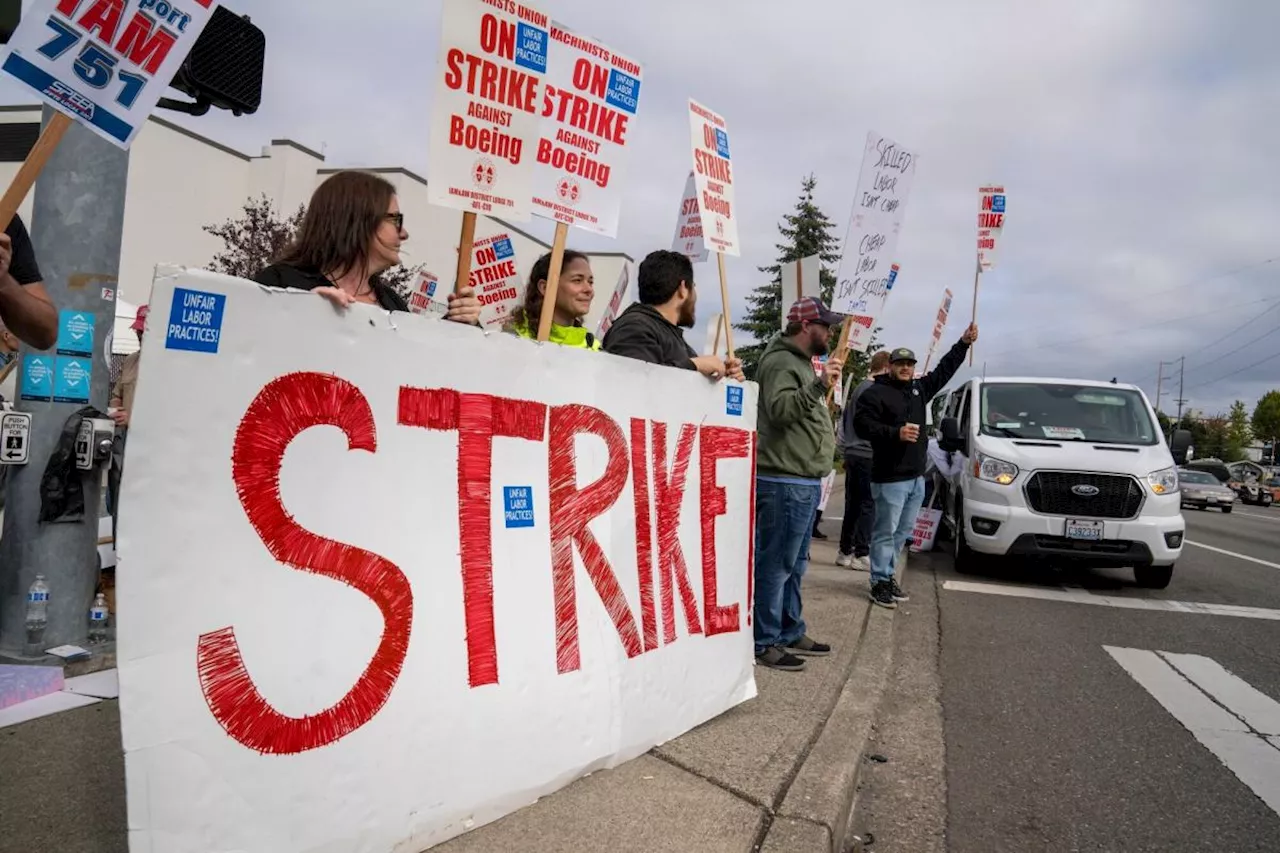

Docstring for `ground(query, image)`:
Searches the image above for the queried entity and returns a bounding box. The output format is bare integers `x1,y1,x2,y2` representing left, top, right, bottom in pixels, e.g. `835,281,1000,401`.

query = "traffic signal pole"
0,107,127,657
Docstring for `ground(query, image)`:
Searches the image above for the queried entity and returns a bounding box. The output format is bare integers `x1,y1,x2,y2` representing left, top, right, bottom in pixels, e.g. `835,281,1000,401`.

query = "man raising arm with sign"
603,250,743,380
0,214,56,350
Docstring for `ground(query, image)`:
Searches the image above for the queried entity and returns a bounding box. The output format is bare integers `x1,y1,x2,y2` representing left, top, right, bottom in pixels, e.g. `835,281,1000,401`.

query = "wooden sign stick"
712,313,724,357
827,320,854,406
716,251,735,360
455,211,478,296
536,222,570,342
0,112,73,231
969,254,981,366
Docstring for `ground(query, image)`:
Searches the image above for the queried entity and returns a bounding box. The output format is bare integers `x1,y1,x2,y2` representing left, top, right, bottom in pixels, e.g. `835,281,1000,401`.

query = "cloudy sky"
5,0,1279,418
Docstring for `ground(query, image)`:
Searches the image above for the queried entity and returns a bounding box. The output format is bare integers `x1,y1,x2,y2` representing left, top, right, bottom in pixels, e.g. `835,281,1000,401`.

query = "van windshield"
980,383,1158,445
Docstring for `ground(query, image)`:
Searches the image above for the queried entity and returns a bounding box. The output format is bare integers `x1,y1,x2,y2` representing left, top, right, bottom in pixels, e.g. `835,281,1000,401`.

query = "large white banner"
1,0,217,147
119,269,758,853
427,0,551,219
977,185,1007,272
687,100,741,257
671,171,710,264
831,131,918,350
530,23,643,236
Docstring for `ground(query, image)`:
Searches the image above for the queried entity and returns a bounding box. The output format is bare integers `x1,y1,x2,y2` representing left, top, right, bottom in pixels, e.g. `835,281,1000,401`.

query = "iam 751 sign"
1,0,218,147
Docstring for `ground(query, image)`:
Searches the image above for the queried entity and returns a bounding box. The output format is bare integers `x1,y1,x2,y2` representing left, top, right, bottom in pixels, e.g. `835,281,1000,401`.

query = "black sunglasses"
385,212,405,231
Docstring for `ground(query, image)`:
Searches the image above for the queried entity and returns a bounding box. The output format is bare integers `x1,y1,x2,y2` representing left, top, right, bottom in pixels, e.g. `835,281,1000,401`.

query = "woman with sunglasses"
255,171,481,323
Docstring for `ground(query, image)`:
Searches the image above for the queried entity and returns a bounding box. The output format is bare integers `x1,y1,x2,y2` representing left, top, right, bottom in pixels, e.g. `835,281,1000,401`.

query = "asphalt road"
863,502,1280,852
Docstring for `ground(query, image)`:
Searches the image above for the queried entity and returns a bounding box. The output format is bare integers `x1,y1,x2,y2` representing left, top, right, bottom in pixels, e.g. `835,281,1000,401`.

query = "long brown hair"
276,171,396,282
510,249,590,330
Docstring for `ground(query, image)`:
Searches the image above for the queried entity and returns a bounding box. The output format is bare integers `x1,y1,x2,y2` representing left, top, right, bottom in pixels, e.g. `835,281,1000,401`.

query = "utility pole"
0,108,127,658
1155,361,1165,413
1174,355,1187,429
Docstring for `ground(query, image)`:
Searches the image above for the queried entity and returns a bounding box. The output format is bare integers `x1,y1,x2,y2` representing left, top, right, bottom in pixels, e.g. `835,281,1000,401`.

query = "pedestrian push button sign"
167,288,226,354
1,412,31,465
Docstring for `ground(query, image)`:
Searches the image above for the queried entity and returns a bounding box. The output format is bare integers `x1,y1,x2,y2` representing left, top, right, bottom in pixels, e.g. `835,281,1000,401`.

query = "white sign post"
688,99,741,359
119,268,759,853
831,132,918,352
672,171,710,264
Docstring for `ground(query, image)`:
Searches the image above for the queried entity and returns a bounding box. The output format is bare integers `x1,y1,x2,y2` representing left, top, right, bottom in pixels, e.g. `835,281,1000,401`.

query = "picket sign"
0,0,215,226
971,185,1007,365
595,261,632,339
910,491,942,552
118,268,759,853
688,99,740,359
817,470,836,514
672,171,710,264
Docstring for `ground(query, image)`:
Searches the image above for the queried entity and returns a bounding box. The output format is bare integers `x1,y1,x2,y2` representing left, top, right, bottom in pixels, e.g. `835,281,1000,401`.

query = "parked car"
1184,458,1274,507
1265,476,1280,503
1177,469,1236,512
936,377,1190,589
1236,480,1274,507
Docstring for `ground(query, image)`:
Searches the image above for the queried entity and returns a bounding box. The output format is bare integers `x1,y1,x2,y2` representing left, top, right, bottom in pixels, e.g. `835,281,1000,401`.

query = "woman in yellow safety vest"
507,249,601,350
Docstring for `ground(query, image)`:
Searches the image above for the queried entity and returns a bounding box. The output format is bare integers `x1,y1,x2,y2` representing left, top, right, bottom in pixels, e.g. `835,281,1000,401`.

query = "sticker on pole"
1,412,32,465
166,287,226,353
56,309,94,355
687,100,740,257
0,0,219,148
426,0,552,220
54,356,90,403
20,355,53,400
529,22,644,237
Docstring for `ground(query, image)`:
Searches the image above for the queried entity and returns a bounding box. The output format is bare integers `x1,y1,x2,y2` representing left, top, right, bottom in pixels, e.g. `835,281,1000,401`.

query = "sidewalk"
438,478,902,853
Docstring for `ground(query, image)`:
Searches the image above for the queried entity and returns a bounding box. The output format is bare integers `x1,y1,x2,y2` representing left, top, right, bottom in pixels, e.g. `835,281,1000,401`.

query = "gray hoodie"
840,378,875,458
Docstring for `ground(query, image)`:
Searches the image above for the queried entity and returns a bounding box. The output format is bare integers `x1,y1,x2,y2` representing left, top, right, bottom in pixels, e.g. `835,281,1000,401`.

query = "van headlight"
1147,466,1179,496
975,452,1019,486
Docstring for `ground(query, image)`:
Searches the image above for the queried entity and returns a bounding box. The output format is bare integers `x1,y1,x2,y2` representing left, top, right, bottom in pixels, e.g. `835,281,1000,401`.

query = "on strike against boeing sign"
427,0,551,218
1,0,216,147
118,268,758,853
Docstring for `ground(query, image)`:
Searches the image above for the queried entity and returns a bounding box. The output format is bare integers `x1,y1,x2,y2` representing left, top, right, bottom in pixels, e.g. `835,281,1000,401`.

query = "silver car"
1178,469,1237,513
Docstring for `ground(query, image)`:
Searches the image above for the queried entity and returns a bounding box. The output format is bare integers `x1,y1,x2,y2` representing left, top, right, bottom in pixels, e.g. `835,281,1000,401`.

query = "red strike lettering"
699,427,748,636
443,48,538,114
693,149,732,184
200,373,414,755
978,212,1004,229
630,419,659,652
652,422,703,643
747,432,758,626
541,85,628,144
398,389,546,687
549,406,643,672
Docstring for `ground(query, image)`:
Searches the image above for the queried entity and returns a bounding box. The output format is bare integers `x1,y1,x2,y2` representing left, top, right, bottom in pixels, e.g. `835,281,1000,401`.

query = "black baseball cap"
889,347,917,364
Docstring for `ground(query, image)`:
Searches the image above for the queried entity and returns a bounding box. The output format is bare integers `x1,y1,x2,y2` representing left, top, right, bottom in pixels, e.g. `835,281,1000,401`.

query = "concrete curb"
760,554,905,853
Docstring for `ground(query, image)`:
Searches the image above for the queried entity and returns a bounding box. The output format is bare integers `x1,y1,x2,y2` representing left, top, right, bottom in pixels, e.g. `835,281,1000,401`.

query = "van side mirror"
939,417,963,453
1169,428,1193,465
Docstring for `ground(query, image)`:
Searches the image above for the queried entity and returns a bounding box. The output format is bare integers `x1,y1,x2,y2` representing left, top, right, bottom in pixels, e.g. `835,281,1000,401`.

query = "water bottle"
88,593,109,645
24,574,50,651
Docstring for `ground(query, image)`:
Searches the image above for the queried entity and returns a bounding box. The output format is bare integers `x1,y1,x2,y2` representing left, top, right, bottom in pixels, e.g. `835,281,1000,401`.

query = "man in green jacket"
754,297,844,671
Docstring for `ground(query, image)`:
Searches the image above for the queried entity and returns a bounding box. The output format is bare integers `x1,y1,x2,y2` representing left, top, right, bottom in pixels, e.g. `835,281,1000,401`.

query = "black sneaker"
890,579,910,602
869,581,897,609
811,528,829,540
756,646,807,671
785,635,832,657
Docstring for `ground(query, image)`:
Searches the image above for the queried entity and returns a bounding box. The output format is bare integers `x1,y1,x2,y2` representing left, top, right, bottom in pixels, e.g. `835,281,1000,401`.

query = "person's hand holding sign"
724,356,746,382
963,323,979,345
446,286,482,325
822,356,843,390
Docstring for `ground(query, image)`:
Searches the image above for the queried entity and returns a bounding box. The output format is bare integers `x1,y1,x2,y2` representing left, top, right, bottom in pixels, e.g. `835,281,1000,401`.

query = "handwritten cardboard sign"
1,0,217,147
118,267,759,853
427,0,551,219
530,23,643,236
831,131,918,350
687,99,740,257
977,185,1007,272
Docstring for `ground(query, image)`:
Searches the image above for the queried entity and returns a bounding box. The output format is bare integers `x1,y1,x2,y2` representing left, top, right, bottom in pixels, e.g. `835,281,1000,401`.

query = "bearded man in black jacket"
854,324,978,609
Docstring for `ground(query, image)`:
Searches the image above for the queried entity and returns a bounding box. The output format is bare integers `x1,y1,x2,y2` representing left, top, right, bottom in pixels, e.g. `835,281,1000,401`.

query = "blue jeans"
754,478,821,654
869,477,926,586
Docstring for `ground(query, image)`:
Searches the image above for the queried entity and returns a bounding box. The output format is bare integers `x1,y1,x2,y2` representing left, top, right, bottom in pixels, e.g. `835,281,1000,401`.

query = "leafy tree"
1252,390,1280,446
204,195,420,300
734,174,879,381
1226,400,1252,462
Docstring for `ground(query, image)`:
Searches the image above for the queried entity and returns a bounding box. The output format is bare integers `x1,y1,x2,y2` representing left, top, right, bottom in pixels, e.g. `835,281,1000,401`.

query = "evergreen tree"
1226,400,1252,462
734,175,878,383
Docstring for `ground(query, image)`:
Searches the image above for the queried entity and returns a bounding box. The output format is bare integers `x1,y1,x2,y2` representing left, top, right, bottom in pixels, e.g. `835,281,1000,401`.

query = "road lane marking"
1162,653,1280,736
1233,510,1280,523
943,580,1280,621
1105,647,1280,816
1184,540,1280,570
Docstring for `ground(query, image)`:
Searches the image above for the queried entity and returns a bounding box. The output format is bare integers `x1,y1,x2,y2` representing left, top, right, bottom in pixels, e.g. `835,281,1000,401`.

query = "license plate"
1207,496,1218,503
1065,519,1104,541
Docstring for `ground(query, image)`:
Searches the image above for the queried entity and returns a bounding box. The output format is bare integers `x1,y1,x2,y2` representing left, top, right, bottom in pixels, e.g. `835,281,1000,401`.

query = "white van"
936,377,1192,589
